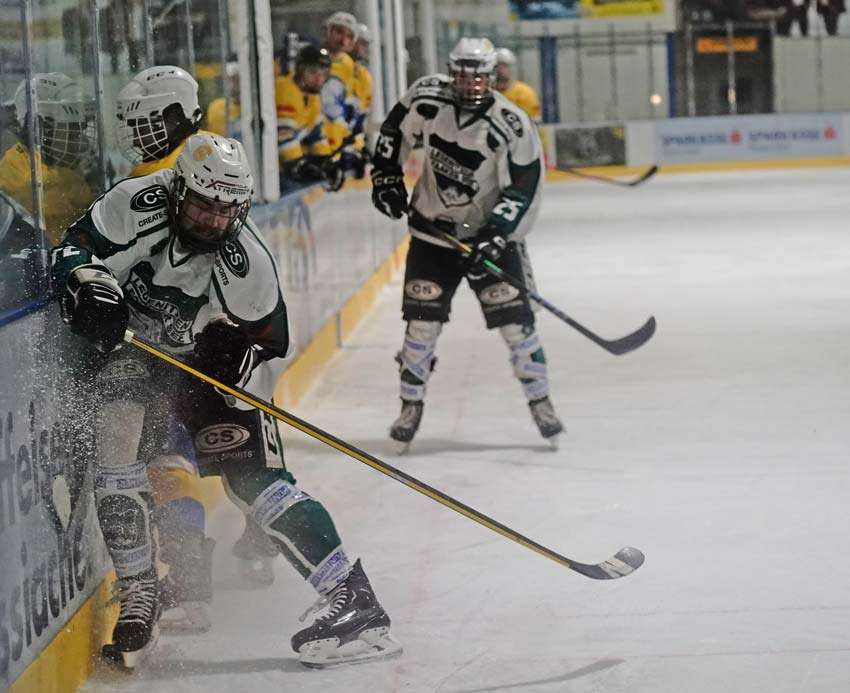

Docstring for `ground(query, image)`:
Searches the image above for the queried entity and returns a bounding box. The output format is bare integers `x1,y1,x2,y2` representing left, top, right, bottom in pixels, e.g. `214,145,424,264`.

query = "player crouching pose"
51,133,400,669
370,37,564,452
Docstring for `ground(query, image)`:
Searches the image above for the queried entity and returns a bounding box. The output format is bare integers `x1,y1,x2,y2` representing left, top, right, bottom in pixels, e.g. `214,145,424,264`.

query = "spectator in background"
0,73,93,247
277,45,344,191
777,0,810,35
817,0,845,34
493,48,542,123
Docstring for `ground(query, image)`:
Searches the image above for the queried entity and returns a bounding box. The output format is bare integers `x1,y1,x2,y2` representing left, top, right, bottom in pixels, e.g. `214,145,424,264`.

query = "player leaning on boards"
50,133,401,669
371,37,564,452
114,64,218,633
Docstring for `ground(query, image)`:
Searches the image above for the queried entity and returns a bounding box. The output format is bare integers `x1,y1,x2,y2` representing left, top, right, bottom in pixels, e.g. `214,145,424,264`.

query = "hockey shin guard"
500,323,550,401
397,320,441,401
95,400,156,578
225,474,352,595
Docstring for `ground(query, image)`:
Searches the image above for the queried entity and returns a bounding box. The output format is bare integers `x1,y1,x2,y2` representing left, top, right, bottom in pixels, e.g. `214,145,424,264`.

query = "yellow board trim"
546,155,850,182
9,234,409,692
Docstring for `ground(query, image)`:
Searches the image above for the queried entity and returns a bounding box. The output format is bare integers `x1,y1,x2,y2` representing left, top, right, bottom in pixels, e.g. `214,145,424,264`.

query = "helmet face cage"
38,101,93,168
172,180,250,253
449,38,496,109
294,47,332,94
171,134,254,253
116,67,201,164
14,74,93,168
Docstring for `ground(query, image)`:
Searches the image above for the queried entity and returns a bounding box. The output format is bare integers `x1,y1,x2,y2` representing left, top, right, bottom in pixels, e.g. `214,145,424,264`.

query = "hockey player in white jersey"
51,133,400,669
370,37,564,450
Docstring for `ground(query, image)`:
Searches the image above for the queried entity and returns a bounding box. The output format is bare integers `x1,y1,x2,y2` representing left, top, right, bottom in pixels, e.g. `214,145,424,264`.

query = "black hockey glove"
467,228,507,280
191,319,256,386
282,156,327,185
371,168,408,220
61,264,129,353
318,156,346,192
340,147,369,180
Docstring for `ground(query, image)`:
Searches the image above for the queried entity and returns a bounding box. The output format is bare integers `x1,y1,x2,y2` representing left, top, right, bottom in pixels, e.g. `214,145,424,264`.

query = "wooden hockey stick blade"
124,331,645,581
559,165,658,188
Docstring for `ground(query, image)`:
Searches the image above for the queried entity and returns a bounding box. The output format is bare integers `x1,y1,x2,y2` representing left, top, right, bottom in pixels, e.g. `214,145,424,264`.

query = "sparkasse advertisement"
655,114,844,163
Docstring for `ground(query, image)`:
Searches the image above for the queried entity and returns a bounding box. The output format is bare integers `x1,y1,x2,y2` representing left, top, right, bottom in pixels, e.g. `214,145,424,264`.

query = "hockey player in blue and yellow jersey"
276,45,343,191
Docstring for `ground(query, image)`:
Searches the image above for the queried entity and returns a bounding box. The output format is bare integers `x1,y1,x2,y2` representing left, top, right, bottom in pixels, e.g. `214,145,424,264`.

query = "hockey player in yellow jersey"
276,45,344,191
346,23,374,179
494,48,542,123
321,11,359,152
0,73,93,246
114,64,216,631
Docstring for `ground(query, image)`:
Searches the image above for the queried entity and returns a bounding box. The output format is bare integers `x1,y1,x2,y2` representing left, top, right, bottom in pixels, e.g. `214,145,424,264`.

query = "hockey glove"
467,229,507,280
340,147,369,180
318,156,346,192
371,168,408,219
61,264,129,353
281,156,327,185
191,319,256,387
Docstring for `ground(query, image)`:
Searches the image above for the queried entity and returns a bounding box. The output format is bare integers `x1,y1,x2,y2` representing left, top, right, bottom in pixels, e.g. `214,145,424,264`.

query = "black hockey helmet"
294,46,332,94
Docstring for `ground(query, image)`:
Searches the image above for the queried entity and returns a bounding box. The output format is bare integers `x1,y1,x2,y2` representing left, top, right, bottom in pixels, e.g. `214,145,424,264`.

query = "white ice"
83,168,850,692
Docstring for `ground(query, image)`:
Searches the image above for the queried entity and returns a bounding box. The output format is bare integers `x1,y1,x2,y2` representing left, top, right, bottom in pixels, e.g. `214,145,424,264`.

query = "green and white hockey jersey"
51,169,289,361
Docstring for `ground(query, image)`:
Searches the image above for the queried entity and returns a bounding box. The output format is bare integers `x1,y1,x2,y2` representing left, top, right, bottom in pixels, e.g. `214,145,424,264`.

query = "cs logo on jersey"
501,109,524,138
130,185,169,212
221,239,249,278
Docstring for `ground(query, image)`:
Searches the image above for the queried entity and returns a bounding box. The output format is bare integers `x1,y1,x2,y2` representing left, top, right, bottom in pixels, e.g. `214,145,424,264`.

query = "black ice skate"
101,568,160,669
291,559,402,668
232,518,278,587
529,396,564,449
389,399,423,454
159,532,215,633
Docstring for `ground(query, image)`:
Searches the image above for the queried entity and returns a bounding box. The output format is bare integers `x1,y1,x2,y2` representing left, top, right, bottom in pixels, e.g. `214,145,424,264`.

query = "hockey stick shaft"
125,331,643,580
429,228,656,356
556,165,658,188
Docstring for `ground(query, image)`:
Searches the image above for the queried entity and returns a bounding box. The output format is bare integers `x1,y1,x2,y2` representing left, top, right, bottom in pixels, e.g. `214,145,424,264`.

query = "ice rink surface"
84,168,850,692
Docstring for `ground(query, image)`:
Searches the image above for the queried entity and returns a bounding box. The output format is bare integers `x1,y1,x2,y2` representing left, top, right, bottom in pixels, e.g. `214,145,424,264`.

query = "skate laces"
298,585,350,623
109,576,157,623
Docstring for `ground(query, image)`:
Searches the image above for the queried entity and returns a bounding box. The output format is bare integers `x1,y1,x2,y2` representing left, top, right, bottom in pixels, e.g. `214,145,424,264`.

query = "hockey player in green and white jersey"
51,133,401,669
370,37,564,451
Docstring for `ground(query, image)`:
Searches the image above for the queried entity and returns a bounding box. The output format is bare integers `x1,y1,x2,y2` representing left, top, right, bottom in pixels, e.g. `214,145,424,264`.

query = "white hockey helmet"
448,38,497,109
325,11,359,36
13,73,92,168
116,65,202,164
172,133,254,253
357,23,372,44
494,48,517,66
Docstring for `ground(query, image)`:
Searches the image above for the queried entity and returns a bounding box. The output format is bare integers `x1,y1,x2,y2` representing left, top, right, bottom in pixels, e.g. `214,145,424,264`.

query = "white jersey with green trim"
373,74,544,246
54,169,289,361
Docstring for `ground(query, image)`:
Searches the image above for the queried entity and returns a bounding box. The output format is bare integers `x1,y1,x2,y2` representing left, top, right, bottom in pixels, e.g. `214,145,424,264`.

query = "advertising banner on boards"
509,0,663,19
554,124,627,168
655,113,844,164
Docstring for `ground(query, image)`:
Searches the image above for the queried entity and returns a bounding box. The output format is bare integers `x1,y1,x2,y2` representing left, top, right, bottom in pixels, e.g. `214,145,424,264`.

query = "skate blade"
238,558,275,587
299,627,403,669
102,625,160,670
160,602,211,633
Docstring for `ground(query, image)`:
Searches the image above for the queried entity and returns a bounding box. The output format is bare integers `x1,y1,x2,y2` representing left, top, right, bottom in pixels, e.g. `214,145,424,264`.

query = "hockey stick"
125,330,645,581
556,165,658,188
422,224,656,356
